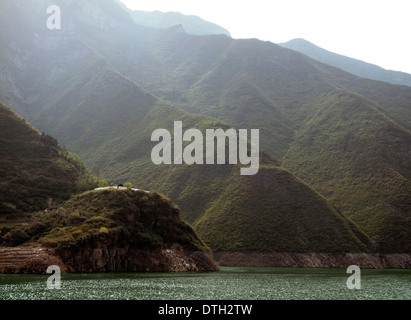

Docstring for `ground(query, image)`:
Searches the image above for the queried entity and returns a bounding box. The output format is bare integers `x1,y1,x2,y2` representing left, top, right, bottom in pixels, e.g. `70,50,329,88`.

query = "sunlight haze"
120,0,411,74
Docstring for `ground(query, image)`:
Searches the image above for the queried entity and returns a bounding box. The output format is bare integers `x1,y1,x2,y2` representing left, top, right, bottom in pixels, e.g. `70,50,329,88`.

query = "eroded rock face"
57,243,219,272
0,244,219,274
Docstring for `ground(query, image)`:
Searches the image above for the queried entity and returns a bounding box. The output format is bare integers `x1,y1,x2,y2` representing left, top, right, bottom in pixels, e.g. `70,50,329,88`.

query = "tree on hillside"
98,179,109,188
124,182,133,189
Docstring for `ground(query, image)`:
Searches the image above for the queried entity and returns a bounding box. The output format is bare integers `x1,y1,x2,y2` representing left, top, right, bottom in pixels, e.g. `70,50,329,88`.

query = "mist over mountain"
130,10,230,37
281,38,411,87
113,0,230,36
1,0,410,253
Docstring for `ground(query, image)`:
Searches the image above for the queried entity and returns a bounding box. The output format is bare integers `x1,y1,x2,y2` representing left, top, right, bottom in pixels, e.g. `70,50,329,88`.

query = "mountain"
195,165,369,253
0,102,94,215
280,38,411,87
282,90,411,252
114,0,231,37
1,0,410,254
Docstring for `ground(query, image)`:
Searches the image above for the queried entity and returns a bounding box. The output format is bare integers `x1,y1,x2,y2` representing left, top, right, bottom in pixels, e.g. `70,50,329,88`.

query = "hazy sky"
120,0,411,74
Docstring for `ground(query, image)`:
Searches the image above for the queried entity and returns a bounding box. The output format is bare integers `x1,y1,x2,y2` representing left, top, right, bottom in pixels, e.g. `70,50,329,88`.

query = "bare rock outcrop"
57,242,218,272
0,243,218,274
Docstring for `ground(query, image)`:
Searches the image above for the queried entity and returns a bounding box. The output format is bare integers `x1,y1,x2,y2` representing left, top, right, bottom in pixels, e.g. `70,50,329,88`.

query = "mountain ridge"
114,0,231,37
280,38,411,87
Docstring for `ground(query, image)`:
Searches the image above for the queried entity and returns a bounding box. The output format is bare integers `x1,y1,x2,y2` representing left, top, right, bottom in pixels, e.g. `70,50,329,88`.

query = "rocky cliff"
0,189,219,273
58,245,217,272
0,245,217,274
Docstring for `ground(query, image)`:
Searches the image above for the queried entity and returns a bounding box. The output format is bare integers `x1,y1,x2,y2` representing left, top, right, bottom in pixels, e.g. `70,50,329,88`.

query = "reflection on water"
1,267,410,300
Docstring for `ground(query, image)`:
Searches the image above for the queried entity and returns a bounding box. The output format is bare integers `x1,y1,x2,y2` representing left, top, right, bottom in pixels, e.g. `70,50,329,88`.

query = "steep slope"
183,39,338,159
281,38,411,87
180,38,411,154
0,102,94,215
0,0,160,118
69,99,275,225
107,30,411,158
283,90,411,252
42,68,159,167
195,165,370,253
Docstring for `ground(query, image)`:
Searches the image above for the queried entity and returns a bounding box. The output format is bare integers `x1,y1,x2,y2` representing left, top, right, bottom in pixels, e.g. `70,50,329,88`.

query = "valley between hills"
0,0,410,272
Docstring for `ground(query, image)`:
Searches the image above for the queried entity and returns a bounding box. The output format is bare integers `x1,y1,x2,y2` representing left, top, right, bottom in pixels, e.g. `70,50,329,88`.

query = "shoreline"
213,252,411,269
1,245,411,274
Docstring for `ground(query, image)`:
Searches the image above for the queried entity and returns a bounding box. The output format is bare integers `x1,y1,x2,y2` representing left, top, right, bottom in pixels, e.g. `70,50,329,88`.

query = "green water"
1,267,410,300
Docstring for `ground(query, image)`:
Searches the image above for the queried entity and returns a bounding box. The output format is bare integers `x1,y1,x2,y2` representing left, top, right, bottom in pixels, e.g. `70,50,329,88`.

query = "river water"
1,267,410,300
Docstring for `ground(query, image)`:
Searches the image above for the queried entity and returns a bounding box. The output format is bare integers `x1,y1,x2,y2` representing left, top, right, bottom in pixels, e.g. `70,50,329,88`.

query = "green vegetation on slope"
85,100,278,224
0,189,209,253
283,90,411,252
0,102,95,215
195,165,370,253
